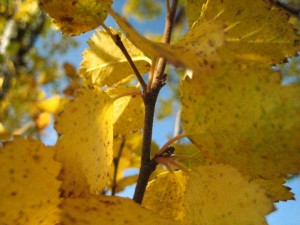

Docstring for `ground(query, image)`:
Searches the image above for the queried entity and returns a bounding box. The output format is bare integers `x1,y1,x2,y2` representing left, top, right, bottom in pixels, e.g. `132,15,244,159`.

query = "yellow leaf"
254,178,294,202
187,0,300,64
55,87,113,197
110,134,141,189
34,111,51,130
14,0,39,23
107,86,144,135
61,195,181,225
36,95,63,113
181,64,300,200
108,8,225,72
143,171,188,221
0,137,61,225
0,123,11,141
114,174,139,193
184,165,273,225
39,0,112,35
79,29,151,86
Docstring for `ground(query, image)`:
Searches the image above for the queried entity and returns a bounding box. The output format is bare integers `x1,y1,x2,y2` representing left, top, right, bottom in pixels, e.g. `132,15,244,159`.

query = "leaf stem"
156,133,186,156
111,137,126,196
102,23,147,92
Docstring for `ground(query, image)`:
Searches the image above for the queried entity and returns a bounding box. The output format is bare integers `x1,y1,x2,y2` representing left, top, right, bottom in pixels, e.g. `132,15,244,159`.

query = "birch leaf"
0,137,61,225
107,86,144,136
108,8,225,72
184,165,273,225
143,171,188,221
39,0,112,35
186,0,300,64
79,29,151,86
181,63,300,201
55,87,113,197
61,195,181,225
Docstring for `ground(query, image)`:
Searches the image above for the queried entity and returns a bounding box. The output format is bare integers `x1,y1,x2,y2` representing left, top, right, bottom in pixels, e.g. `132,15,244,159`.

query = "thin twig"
111,137,126,196
156,133,186,156
133,0,179,204
147,57,157,93
166,0,171,15
102,23,147,92
152,0,179,89
173,108,182,137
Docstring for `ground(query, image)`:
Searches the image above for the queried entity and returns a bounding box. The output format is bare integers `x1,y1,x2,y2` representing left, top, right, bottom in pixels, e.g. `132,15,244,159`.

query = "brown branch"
102,24,147,92
133,89,160,203
111,137,126,196
152,0,179,89
133,0,179,204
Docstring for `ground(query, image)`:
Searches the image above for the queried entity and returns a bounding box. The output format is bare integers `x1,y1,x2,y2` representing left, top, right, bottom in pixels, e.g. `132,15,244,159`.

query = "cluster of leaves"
1,0,300,224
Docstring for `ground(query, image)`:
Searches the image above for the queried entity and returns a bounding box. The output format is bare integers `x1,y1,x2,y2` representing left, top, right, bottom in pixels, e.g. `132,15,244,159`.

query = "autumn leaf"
184,165,273,225
0,137,61,225
187,0,300,64
79,28,151,86
143,171,188,221
36,95,62,113
181,63,300,201
39,0,112,35
61,195,181,225
107,8,225,73
107,86,144,136
55,87,113,197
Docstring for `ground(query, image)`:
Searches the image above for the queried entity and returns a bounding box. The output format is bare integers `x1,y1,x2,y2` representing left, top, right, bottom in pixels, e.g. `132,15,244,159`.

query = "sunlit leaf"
36,95,62,113
143,171,188,221
107,86,144,135
0,137,61,225
108,8,225,72
55,87,113,197
34,111,51,130
14,0,39,23
80,28,151,86
181,63,300,201
187,0,300,64
254,178,294,202
39,0,112,35
184,165,273,225
61,195,181,225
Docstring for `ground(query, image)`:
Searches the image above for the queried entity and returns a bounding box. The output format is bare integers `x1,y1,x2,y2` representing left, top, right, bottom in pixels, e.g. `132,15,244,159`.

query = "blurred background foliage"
0,0,78,139
0,0,188,141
